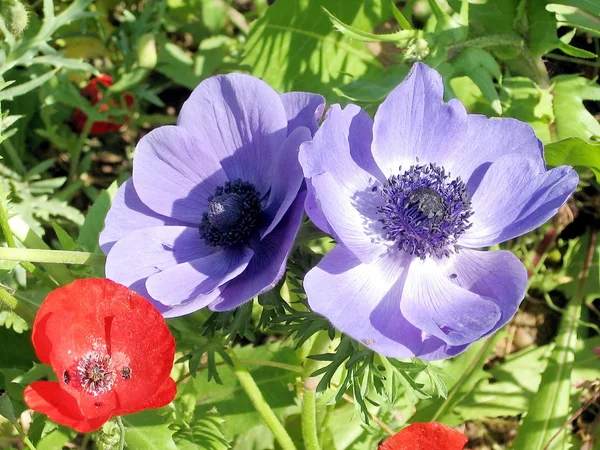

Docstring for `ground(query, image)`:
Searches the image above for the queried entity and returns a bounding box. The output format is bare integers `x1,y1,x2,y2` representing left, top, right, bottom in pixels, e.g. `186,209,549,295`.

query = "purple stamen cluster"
76,352,115,396
199,179,262,247
376,163,473,259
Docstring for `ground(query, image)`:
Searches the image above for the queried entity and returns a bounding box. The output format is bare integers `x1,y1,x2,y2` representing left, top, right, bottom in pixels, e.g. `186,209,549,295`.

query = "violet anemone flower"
299,63,578,360
100,74,324,317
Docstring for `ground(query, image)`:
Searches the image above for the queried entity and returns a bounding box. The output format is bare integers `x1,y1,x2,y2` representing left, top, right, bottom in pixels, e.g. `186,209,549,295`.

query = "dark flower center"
375,163,472,259
199,179,262,247
76,352,115,396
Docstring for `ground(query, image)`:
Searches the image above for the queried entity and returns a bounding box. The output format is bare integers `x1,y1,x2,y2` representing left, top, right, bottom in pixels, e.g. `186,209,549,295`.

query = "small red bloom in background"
379,422,468,450
24,278,176,433
71,74,134,135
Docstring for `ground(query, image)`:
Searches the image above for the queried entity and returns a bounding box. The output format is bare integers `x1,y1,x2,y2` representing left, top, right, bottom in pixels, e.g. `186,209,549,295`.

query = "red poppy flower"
71,74,134,135
24,278,176,433
379,422,468,450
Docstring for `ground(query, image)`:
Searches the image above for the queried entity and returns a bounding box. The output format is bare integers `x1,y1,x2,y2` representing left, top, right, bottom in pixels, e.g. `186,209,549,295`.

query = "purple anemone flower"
100,74,324,317
299,63,578,360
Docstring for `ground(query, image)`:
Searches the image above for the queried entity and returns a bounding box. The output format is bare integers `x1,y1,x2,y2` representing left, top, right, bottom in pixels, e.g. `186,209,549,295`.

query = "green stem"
447,34,524,56
8,215,74,285
227,349,297,450
0,287,35,327
0,247,106,266
117,416,126,450
391,2,413,30
301,331,332,380
300,332,333,450
302,389,320,450
545,52,600,68
241,359,303,373
0,199,58,288
69,118,92,183
431,334,497,422
12,420,36,450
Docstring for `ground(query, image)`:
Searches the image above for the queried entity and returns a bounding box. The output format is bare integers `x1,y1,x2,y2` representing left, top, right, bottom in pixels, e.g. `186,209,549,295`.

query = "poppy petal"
24,381,110,433
114,377,176,416
379,422,468,450
108,305,175,411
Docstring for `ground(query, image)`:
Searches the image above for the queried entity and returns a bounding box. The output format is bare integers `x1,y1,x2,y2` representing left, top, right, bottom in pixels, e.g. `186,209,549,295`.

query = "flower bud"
5,0,29,35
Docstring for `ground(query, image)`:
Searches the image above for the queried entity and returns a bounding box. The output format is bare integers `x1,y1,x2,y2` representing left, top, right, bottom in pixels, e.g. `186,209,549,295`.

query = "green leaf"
455,345,548,420
0,69,59,101
0,327,36,370
123,410,178,450
552,75,600,141
450,48,502,114
36,427,73,450
77,181,118,253
544,137,600,181
0,310,29,333
500,77,554,142
548,3,600,37
549,0,600,17
52,223,77,251
512,235,590,449
322,7,414,43
156,39,199,89
334,64,410,104
467,0,522,59
528,0,561,57
242,0,389,99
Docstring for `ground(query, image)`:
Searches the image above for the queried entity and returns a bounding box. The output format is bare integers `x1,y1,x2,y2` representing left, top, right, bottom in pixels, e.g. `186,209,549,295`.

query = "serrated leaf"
323,7,414,43
0,310,29,333
172,413,230,450
410,334,501,425
123,409,178,450
544,137,600,181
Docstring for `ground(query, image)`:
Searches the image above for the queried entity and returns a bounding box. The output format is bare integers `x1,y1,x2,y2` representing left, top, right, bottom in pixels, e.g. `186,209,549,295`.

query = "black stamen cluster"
199,179,262,247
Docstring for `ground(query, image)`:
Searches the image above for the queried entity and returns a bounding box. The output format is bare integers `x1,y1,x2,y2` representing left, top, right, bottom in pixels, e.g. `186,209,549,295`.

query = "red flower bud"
379,422,468,450
24,279,176,433
71,75,134,135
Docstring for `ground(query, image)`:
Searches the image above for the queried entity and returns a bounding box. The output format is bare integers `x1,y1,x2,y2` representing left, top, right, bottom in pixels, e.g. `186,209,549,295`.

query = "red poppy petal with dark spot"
109,306,175,411
27,279,177,432
24,381,110,433
379,423,468,450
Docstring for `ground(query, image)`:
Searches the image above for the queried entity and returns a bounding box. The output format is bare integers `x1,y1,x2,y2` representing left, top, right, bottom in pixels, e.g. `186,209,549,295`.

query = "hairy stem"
0,286,35,325
0,247,106,266
228,349,297,450
301,332,333,450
